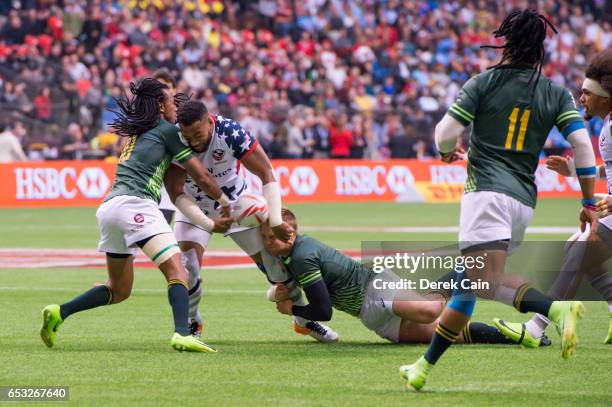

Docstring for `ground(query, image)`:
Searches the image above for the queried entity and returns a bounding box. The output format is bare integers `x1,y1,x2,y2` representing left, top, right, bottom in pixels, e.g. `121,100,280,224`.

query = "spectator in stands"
0,123,27,162
285,111,308,159
349,115,368,159
34,86,52,123
388,120,420,159
59,122,88,160
0,0,609,160
329,113,353,159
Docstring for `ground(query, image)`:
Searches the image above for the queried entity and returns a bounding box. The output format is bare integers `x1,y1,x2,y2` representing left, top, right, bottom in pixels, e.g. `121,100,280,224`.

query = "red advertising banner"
0,160,606,208
0,161,116,208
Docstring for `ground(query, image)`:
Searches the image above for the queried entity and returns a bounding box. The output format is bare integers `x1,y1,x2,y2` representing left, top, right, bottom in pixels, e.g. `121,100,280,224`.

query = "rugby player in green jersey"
40,78,232,352
262,209,531,346
400,10,600,390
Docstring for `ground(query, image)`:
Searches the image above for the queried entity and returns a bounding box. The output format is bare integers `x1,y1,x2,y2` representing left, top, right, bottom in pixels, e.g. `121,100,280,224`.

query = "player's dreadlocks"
110,78,169,137
482,9,557,88
585,49,612,96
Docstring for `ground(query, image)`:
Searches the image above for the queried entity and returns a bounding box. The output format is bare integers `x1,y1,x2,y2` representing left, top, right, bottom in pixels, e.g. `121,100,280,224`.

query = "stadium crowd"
0,0,610,162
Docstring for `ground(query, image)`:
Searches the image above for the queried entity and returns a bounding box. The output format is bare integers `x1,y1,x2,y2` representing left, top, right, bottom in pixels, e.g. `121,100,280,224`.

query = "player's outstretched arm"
276,279,333,321
566,125,598,235
285,280,333,321
182,156,231,215
546,155,606,181
241,144,293,242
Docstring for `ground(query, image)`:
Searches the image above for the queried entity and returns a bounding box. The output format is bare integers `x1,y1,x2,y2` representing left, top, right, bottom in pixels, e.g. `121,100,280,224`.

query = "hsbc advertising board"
0,162,114,207
0,160,605,208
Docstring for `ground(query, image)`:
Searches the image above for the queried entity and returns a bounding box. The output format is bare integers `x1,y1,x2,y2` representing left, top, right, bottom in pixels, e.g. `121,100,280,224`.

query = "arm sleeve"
567,127,596,178
556,89,584,138
447,76,479,126
291,279,333,321
164,126,193,163
435,114,466,154
223,121,258,160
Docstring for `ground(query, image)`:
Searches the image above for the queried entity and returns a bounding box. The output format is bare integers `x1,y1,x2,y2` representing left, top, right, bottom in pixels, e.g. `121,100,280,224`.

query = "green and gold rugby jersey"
104,119,193,203
283,235,375,317
448,68,583,208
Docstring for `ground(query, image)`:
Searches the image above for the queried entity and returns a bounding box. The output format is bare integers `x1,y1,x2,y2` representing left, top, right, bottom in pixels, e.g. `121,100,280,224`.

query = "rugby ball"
231,194,269,227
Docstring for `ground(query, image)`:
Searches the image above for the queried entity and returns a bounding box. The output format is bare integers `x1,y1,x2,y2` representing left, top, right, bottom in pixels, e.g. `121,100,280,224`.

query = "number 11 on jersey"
505,107,531,151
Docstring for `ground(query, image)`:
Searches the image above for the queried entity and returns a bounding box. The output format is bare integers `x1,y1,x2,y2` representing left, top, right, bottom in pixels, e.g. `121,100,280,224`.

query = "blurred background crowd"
0,0,610,163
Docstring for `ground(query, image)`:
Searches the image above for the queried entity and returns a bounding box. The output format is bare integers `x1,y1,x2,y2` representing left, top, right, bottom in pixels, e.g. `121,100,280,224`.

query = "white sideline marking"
300,226,578,234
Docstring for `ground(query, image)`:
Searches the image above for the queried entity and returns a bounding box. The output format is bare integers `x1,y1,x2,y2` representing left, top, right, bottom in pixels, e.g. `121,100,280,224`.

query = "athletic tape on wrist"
263,182,282,227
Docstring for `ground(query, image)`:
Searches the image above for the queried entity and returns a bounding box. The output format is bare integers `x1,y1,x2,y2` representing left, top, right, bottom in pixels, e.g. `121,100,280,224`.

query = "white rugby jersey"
182,114,257,215
599,112,612,193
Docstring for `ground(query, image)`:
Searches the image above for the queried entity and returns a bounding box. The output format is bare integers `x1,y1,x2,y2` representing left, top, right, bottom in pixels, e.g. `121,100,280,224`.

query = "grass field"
1,200,610,406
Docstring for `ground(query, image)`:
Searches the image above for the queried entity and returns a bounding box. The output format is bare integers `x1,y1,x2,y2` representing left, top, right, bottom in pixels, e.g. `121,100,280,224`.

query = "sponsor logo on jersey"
212,149,225,161
134,214,144,223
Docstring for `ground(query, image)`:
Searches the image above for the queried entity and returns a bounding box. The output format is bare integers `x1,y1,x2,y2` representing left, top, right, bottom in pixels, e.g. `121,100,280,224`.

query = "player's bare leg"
40,254,134,348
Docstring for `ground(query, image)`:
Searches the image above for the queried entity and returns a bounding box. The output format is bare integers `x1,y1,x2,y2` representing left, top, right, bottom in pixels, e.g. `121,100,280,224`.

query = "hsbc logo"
386,166,415,195
289,166,319,196
15,167,111,200
336,165,415,196
77,168,110,198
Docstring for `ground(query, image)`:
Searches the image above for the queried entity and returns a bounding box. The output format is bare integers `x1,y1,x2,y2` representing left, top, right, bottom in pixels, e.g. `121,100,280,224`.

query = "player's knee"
421,301,444,323
142,233,181,267
108,284,132,303
181,248,201,288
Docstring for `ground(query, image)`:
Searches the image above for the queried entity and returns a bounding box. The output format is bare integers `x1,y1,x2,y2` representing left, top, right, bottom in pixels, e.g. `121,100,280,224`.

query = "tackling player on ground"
400,10,599,391
164,100,339,342
40,78,230,352
495,49,612,346
263,209,541,346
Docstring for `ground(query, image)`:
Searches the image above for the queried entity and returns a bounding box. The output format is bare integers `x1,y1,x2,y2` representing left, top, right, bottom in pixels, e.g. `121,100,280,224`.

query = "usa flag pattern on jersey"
183,114,257,214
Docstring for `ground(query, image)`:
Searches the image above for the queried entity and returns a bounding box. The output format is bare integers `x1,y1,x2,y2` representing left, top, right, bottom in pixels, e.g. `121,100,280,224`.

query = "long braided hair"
109,78,169,137
481,10,557,89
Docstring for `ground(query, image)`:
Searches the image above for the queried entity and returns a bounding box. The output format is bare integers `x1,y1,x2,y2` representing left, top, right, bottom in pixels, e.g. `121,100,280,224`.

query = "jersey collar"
201,114,217,152
282,234,302,264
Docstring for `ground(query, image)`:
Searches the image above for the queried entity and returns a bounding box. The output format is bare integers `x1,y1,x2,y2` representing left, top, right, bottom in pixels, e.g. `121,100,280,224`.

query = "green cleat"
605,313,612,345
170,333,217,353
492,319,541,348
40,304,63,348
399,357,432,391
548,301,585,359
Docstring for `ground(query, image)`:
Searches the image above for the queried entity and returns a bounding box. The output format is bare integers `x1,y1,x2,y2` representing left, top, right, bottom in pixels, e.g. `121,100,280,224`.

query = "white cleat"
293,321,339,343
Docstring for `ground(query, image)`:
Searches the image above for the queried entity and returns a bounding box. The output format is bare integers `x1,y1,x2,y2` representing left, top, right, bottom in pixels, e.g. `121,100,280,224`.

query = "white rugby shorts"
96,195,174,255
458,191,533,253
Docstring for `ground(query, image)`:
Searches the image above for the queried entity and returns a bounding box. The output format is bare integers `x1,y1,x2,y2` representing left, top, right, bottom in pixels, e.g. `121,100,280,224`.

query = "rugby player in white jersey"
164,100,339,342
495,49,612,346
